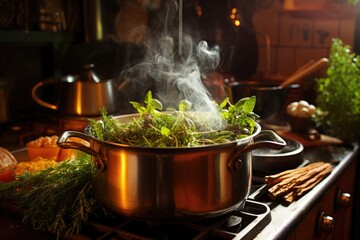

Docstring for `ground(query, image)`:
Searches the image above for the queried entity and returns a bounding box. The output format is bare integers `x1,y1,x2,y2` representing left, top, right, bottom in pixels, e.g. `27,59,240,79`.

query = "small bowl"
26,135,61,161
288,115,316,133
27,145,60,161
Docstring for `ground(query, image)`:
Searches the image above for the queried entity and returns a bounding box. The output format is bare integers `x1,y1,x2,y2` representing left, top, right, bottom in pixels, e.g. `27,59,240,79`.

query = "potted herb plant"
315,38,360,143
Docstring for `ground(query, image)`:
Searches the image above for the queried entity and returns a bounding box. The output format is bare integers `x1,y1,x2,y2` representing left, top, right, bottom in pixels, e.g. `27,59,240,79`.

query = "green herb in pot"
315,38,360,143
90,91,259,147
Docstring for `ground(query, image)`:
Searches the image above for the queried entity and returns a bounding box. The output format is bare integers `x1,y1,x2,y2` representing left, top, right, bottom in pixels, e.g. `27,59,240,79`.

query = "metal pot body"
95,142,252,221
58,115,285,221
32,75,118,116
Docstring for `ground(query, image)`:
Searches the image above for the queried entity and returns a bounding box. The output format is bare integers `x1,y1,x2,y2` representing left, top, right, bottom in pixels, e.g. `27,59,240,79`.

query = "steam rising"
120,1,222,122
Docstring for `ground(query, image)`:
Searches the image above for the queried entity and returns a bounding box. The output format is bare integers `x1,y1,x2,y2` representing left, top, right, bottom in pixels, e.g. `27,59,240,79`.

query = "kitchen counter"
251,143,359,240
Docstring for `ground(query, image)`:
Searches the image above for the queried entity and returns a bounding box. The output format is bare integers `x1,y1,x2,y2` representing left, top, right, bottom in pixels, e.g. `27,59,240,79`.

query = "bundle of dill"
0,155,109,238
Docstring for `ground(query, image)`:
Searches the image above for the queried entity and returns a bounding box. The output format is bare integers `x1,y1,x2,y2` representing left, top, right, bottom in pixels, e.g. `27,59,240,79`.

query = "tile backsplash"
253,1,357,78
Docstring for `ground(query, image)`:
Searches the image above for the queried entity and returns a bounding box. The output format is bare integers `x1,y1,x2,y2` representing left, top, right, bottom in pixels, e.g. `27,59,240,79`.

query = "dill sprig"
0,155,109,239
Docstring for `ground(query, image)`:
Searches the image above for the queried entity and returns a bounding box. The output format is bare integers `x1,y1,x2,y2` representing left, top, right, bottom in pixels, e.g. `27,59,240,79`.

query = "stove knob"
316,211,334,235
336,190,351,209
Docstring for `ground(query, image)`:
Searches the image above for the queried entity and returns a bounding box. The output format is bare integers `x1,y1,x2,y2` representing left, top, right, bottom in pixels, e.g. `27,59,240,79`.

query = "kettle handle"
32,78,57,110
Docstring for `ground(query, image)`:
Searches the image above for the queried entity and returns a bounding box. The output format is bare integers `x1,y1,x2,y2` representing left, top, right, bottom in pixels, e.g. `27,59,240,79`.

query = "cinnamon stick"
293,164,332,197
268,175,298,200
282,164,332,205
265,162,333,204
265,162,324,186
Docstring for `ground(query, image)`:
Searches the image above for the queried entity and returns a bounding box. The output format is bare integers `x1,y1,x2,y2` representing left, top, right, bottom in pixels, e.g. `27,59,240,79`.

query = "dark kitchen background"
0,0,359,148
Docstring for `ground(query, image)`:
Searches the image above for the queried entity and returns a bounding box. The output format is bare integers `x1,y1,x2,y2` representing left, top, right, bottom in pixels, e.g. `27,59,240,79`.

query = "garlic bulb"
287,100,316,118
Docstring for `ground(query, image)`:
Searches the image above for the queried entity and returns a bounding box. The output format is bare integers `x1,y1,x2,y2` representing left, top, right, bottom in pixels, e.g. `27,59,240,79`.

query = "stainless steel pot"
57,114,285,221
32,65,118,116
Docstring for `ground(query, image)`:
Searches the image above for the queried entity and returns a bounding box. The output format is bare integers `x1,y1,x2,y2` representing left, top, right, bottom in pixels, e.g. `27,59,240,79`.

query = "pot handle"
228,130,286,172
31,78,57,110
57,131,105,171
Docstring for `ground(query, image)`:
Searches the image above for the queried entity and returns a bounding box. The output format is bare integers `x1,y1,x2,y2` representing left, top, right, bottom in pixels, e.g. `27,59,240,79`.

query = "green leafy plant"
89,91,259,147
315,38,360,143
346,0,359,6
0,155,110,239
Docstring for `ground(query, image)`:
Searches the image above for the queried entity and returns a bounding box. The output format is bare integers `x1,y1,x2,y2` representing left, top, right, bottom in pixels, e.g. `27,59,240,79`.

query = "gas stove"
0,193,272,240
68,200,271,240
1,119,275,240
0,184,273,240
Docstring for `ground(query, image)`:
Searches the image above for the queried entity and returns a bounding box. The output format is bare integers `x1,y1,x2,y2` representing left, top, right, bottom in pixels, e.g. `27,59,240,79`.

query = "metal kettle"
32,64,118,116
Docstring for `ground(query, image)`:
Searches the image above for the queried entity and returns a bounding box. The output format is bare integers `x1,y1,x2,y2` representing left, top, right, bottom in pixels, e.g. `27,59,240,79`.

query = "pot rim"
84,113,261,151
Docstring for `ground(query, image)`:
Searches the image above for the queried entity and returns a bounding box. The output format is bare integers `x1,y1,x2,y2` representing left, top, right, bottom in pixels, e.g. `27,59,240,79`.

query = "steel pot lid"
252,137,304,174
253,137,303,157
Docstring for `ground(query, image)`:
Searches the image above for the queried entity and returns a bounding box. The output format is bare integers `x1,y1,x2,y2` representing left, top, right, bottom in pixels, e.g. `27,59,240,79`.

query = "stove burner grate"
70,200,271,240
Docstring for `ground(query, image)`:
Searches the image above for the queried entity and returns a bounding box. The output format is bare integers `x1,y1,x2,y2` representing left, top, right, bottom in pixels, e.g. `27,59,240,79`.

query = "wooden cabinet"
287,159,357,240
282,0,358,19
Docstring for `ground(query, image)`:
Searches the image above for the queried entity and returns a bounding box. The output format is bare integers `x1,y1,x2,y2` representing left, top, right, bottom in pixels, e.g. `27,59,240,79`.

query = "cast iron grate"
69,200,271,240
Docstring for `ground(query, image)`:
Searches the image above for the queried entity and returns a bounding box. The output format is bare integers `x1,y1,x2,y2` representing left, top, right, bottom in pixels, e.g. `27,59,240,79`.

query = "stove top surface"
69,200,271,240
